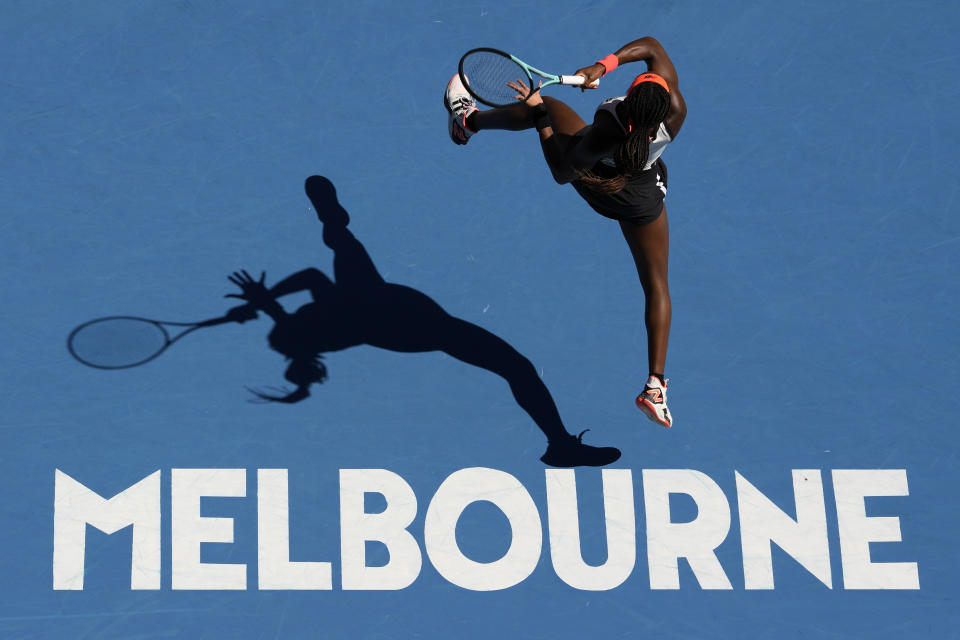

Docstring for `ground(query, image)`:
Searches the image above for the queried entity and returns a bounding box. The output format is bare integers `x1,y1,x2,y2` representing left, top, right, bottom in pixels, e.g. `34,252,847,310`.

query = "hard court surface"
1,1,958,638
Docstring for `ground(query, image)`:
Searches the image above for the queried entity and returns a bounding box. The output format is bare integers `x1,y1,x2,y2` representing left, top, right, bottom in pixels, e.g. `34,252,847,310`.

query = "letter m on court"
53,469,161,590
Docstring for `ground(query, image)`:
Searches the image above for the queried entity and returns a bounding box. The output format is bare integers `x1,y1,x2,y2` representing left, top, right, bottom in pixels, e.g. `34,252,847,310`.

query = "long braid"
579,83,670,194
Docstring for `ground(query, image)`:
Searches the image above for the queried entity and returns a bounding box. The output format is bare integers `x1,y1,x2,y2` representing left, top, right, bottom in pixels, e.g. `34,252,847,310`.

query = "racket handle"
560,75,599,88
197,315,238,328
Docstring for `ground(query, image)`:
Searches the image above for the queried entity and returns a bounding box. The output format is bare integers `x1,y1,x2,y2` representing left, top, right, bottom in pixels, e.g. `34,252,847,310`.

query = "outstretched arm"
267,268,334,301
575,37,687,136
226,268,336,322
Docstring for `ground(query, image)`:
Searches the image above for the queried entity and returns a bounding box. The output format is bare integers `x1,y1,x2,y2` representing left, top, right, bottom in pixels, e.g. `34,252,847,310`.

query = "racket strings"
461,52,529,106
68,318,170,369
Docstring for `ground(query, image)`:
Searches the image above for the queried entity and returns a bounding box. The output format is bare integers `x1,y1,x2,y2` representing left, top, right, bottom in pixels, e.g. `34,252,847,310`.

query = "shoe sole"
636,397,672,428
540,450,622,467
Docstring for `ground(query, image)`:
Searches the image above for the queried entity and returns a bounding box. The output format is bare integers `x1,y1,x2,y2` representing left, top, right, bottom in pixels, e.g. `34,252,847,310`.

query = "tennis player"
443,37,686,428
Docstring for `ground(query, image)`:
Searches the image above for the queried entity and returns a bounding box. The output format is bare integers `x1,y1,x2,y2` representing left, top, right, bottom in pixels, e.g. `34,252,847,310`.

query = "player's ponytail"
617,82,670,173
579,82,670,194
246,355,327,404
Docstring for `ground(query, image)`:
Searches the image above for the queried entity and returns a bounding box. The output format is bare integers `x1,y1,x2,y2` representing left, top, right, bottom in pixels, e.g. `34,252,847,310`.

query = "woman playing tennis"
443,37,686,428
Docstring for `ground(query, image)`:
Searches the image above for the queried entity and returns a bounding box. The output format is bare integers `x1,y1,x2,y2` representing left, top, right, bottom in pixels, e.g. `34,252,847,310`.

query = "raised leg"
469,96,589,185
470,96,587,135
468,101,536,131
304,175,386,290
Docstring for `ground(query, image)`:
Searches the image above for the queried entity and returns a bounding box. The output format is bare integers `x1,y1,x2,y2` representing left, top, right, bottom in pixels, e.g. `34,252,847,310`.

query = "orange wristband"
596,54,619,75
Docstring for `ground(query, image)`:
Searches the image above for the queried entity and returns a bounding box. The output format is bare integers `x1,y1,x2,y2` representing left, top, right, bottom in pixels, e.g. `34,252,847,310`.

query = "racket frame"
458,47,593,108
67,315,230,370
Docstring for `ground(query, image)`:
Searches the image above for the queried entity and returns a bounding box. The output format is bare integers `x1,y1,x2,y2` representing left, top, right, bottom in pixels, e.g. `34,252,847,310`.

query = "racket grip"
198,315,239,327
560,75,599,88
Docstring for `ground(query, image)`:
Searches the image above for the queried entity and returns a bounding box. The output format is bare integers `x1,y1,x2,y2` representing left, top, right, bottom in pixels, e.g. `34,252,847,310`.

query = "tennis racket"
67,315,235,369
458,48,598,108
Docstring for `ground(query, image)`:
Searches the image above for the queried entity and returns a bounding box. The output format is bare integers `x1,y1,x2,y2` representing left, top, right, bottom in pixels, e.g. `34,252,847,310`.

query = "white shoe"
444,74,478,145
636,375,672,428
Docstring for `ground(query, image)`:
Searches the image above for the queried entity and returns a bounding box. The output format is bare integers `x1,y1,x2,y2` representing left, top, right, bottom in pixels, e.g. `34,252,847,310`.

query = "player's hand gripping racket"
458,48,598,108
67,315,238,369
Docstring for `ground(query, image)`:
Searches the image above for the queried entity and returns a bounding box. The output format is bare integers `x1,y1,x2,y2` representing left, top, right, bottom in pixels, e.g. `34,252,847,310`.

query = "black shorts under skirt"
571,157,669,227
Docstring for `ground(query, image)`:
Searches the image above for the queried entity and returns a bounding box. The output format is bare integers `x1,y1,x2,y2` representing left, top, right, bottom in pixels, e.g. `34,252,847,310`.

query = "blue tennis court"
2,1,958,638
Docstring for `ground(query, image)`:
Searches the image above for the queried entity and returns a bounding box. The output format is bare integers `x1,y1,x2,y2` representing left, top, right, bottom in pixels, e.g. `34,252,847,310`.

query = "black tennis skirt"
572,157,668,226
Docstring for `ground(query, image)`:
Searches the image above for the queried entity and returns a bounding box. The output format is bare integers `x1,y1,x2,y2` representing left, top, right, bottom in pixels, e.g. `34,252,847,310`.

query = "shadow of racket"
67,315,234,369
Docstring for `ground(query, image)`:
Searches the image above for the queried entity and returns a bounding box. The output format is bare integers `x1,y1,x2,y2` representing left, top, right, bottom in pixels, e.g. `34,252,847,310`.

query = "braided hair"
579,82,671,194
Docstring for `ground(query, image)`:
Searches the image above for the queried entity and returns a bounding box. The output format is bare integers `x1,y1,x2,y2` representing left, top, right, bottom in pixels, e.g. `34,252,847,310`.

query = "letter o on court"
424,468,542,590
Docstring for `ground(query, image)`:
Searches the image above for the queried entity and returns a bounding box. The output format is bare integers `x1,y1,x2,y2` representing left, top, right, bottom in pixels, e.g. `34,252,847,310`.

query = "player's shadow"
226,176,620,466
239,176,559,423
